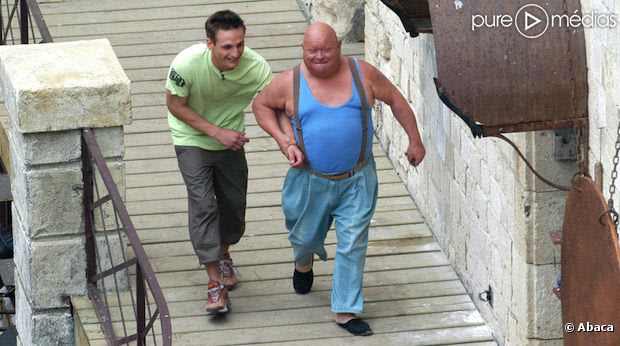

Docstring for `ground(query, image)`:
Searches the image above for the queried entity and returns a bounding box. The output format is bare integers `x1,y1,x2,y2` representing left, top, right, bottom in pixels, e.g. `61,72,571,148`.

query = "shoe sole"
206,299,231,315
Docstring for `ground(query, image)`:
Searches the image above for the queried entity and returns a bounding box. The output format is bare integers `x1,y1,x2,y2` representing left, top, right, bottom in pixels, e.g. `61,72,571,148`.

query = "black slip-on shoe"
337,319,373,336
293,268,313,294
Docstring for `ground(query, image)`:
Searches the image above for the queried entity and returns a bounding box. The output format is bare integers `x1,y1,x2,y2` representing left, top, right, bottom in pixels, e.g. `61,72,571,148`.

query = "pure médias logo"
471,4,618,38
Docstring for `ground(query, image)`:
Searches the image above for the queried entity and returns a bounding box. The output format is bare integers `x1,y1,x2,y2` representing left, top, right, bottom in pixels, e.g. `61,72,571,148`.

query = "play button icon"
524,11,542,31
516,4,549,38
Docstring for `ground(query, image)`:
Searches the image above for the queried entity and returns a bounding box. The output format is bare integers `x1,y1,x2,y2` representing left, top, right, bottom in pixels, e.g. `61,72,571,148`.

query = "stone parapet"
0,39,130,133
0,39,131,345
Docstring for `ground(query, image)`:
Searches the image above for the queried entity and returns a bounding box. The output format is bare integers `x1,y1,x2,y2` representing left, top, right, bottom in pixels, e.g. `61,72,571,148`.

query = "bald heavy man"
252,23,425,336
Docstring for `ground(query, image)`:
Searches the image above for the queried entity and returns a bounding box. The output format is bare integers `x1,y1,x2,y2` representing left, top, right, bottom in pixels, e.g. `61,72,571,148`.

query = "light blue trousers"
282,158,378,314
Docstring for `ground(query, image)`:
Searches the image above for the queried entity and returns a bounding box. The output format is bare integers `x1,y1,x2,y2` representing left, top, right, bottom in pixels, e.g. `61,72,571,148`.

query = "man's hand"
214,128,249,151
407,140,426,167
286,145,305,168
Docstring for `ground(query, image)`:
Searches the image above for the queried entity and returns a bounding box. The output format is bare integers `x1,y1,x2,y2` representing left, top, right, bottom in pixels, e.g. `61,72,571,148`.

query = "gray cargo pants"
174,145,248,264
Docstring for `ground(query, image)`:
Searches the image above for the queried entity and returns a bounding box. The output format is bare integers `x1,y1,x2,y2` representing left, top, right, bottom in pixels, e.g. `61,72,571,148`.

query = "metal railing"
1,1,172,344
82,129,172,345
0,0,51,45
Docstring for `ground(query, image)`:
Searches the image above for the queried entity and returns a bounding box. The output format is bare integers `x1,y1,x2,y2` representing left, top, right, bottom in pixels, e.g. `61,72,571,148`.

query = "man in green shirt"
165,10,272,315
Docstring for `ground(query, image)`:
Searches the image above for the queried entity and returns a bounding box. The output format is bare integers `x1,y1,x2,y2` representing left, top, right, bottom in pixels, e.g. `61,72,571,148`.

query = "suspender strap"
347,56,369,164
292,58,370,181
292,64,310,166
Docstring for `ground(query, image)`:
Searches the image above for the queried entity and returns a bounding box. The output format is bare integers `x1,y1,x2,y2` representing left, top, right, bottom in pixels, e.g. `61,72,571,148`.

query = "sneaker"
205,280,230,315
219,253,239,291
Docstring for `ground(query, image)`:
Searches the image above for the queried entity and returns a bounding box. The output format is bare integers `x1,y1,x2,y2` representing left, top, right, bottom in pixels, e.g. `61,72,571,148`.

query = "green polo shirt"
165,44,272,150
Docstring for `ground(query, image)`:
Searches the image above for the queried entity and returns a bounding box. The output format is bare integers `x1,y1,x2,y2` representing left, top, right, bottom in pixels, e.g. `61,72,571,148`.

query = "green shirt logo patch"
169,68,186,87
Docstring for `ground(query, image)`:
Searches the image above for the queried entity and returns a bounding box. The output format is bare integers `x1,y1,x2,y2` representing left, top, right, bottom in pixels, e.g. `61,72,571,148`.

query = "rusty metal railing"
82,129,172,345
0,0,51,45
1,1,172,344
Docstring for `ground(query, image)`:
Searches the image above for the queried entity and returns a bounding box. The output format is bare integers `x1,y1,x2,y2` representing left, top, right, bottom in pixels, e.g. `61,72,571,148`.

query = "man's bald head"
303,22,339,47
301,22,343,78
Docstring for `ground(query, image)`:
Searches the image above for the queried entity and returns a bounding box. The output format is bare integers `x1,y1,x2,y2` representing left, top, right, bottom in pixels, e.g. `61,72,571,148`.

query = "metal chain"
607,119,620,228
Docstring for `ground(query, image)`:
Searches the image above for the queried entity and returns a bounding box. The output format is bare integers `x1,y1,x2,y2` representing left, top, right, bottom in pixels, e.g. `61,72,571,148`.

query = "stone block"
0,39,131,134
92,159,126,230
527,263,562,339
527,131,577,192
309,0,365,42
10,153,83,238
7,125,81,166
92,126,125,159
13,220,86,309
526,190,565,265
95,233,130,292
16,282,73,346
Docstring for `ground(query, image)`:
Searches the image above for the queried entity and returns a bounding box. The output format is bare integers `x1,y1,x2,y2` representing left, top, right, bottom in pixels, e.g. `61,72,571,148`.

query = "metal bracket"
478,285,493,307
434,78,485,138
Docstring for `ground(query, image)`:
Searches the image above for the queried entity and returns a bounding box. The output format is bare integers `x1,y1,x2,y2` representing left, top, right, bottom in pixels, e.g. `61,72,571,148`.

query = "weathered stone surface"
95,233,130,291
527,263,562,339
0,39,131,133
526,191,564,265
305,0,365,42
8,125,81,166
16,282,74,346
13,217,86,309
9,149,83,238
93,159,126,229
367,0,571,344
92,126,125,158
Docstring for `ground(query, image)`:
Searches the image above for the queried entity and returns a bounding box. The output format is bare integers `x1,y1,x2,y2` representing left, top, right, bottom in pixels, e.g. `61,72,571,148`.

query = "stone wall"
0,39,130,345
583,0,620,209
363,0,620,344
296,0,365,42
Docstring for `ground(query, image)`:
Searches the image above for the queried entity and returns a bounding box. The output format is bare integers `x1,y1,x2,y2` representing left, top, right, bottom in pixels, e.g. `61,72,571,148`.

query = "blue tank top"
292,59,373,174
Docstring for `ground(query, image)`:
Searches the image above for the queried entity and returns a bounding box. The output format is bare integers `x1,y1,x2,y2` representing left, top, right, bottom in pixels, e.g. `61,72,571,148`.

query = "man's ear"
206,37,215,50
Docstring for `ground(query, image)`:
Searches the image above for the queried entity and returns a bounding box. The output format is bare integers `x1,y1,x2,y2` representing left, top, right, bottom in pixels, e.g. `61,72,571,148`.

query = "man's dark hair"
205,10,246,42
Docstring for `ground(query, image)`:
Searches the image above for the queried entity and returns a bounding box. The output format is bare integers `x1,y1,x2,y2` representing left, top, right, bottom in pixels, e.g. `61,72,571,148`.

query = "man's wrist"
278,135,297,148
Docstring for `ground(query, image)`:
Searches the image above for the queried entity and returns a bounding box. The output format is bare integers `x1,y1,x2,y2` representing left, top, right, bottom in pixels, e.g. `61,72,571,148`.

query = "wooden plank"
276,325,495,346
78,292,475,331
39,0,273,14
127,180,410,205
148,252,450,289
124,149,389,176
85,311,486,344
147,240,440,274
134,212,423,243
143,224,434,259
128,196,416,225
77,278,467,318
131,192,413,218
129,201,423,230
46,11,305,38
73,266,462,310
125,167,400,193
52,22,308,46
42,1,300,25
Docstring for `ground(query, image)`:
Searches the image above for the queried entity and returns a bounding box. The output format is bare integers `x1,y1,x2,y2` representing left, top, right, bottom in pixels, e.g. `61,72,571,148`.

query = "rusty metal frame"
0,0,51,45
82,128,172,345
378,0,432,37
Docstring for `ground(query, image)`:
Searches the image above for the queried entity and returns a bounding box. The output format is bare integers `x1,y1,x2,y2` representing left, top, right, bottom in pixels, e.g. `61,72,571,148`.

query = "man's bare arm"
166,90,248,151
361,61,426,166
252,72,304,166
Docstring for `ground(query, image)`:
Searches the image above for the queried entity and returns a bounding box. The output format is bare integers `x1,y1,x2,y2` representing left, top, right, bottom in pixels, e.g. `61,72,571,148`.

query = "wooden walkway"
32,0,494,344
